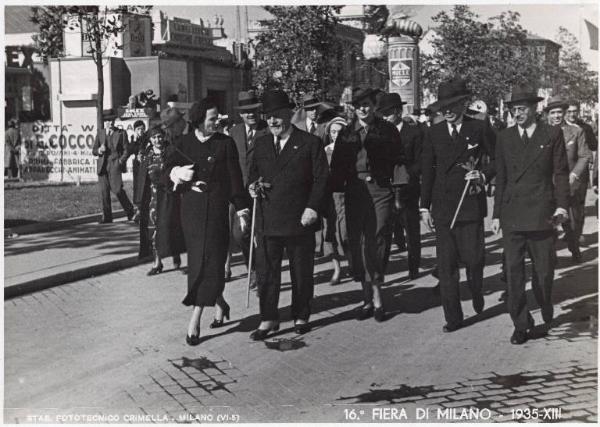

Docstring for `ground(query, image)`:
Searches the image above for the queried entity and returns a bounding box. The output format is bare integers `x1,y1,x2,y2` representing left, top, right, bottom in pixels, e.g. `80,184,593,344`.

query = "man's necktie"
522,130,529,145
309,122,316,135
451,124,458,141
274,136,281,156
247,129,254,145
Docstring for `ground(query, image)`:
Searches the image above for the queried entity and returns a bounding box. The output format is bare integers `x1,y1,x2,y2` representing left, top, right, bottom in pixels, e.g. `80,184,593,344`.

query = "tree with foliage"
421,6,545,107
251,6,343,103
553,27,598,105
30,6,150,132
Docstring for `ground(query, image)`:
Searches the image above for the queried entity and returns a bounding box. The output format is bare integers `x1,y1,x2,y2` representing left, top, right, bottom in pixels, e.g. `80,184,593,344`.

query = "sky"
160,1,599,71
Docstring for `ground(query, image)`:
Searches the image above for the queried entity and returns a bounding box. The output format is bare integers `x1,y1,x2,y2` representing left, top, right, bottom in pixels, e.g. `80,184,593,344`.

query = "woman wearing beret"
135,126,185,275
166,98,249,346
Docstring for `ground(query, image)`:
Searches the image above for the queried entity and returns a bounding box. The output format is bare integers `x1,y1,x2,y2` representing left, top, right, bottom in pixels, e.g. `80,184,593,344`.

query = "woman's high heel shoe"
209,302,231,328
147,264,163,276
186,333,201,346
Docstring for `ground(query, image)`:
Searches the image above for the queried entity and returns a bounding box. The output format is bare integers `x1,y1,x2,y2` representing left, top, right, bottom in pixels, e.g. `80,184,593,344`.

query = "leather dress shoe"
147,264,163,276
250,323,280,341
571,252,582,264
443,323,462,333
294,322,311,334
541,305,554,324
356,305,374,320
472,291,484,314
374,307,386,322
510,329,528,345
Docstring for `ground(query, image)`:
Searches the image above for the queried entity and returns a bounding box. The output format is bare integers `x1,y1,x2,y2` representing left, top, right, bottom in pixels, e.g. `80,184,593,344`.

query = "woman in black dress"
135,126,185,274
166,99,249,345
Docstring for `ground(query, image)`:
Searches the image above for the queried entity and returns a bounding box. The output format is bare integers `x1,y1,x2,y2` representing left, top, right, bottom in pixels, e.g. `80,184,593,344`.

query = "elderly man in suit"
420,78,495,333
226,91,269,284
92,113,135,224
248,90,329,339
545,95,593,263
377,92,423,280
492,86,570,345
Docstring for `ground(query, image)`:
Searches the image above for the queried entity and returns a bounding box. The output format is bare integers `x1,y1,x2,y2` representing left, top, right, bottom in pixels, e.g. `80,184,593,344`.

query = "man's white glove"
237,209,250,233
419,208,435,232
98,145,106,155
464,170,485,185
300,208,318,227
551,207,569,225
491,218,501,235
569,172,579,185
169,164,195,185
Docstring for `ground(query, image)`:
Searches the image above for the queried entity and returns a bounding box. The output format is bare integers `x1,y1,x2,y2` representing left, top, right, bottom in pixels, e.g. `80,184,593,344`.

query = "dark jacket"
493,122,569,232
421,118,496,225
577,119,598,152
92,128,128,189
396,121,423,198
248,125,329,236
329,116,405,191
229,121,269,186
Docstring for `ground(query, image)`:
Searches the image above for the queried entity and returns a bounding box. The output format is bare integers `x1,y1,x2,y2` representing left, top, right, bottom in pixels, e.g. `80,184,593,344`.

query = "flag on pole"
584,19,598,50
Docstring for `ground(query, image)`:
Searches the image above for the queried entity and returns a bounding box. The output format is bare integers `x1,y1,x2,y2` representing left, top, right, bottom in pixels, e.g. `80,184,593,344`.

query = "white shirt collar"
518,122,537,138
447,121,462,135
396,121,404,132
195,129,213,143
274,127,293,150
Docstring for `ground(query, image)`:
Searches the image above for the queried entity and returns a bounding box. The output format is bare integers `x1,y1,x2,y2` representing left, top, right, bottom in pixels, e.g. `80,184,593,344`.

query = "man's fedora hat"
301,93,321,109
505,84,544,106
428,78,471,112
350,87,378,106
544,95,568,112
160,107,185,127
261,90,296,114
235,90,262,110
376,93,407,114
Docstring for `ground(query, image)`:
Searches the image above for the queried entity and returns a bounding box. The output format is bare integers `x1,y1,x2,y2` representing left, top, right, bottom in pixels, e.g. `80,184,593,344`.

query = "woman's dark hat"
544,95,568,112
301,93,321,109
147,126,164,138
351,87,378,106
505,84,544,106
235,90,262,110
261,90,295,114
428,78,471,112
376,93,407,114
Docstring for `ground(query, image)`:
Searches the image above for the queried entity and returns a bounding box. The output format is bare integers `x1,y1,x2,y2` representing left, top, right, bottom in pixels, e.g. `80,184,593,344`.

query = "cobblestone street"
4,204,597,423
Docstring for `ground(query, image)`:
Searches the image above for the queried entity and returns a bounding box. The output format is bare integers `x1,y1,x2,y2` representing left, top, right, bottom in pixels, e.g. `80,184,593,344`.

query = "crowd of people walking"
92,76,598,347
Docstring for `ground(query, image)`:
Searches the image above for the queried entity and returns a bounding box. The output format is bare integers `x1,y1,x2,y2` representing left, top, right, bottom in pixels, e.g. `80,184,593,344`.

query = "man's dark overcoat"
165,132,248,306
92,128,128,189
229,120,269,186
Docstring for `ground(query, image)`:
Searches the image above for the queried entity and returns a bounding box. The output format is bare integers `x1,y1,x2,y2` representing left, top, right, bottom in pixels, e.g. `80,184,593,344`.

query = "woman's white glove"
169,164,195,185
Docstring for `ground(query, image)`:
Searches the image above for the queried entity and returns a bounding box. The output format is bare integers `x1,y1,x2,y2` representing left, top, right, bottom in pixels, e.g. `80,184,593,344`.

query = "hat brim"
428,93,470,112
543,102,568,112
506,96,544,107
235,102,262,110
303,101,321,109
351,89,378,106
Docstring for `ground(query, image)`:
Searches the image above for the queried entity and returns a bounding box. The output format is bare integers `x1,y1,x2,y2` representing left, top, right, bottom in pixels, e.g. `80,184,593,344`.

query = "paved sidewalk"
4,217,141,297
3,196,598,423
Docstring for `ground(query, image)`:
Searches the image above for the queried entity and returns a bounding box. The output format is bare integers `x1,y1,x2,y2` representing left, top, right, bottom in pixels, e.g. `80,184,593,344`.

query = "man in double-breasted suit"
248,90,329,339
492,86,570,345
421,78,495,332
228,91,269,284
92,113,135,223
377,92,423,279
545,95,593,263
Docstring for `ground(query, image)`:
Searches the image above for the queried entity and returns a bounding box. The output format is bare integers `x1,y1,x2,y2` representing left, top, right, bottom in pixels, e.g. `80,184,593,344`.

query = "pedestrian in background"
565,101,598,152
135,126,185,275
126,120,147,226
5,118,21,179
330,87,405,322
167,98,249,346
546,95,593,262
227,90,269,286
92,112,135,224
492,85,570,345
420,78,495,333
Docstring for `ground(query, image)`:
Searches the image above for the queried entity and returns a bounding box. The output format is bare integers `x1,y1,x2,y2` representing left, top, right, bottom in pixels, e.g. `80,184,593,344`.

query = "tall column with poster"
388,36,420,115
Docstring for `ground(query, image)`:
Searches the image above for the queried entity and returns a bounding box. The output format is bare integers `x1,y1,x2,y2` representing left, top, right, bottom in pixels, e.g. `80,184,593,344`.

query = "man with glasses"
545,96,593,260
248,90,329,339
492,85,570,344
421,78,495,333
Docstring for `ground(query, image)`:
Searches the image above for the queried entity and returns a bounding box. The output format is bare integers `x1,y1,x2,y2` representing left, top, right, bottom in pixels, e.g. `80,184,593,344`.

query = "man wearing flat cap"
421,78,495,333
92,111,135,223
329,87,405,322
248,90,329,339
492,85,570,344
227,90,269,284
377,92,423,280
545,95,592,263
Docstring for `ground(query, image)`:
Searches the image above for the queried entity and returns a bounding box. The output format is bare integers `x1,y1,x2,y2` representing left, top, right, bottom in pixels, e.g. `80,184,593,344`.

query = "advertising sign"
390,59,412,88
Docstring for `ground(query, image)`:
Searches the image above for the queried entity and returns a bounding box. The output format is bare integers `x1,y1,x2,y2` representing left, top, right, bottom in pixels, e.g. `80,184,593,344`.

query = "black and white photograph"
3,0,599,423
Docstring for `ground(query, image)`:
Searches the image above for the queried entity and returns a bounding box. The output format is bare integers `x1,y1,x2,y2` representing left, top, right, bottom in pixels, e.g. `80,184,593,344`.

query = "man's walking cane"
246,196,257,308
450,157,480,230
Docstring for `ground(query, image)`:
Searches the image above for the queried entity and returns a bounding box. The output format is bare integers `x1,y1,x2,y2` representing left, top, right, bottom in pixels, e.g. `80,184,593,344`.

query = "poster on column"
389,59,412,88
